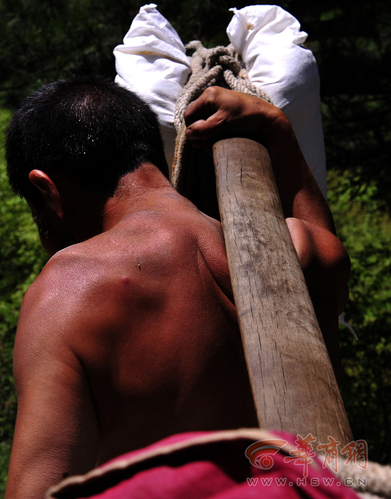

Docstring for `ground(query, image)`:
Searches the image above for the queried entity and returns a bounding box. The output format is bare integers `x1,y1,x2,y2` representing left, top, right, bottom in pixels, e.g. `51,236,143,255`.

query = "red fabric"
49,430,361,499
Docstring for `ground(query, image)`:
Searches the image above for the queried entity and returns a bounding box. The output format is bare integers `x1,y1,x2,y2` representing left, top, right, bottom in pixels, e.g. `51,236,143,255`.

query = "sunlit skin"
6,88,350,499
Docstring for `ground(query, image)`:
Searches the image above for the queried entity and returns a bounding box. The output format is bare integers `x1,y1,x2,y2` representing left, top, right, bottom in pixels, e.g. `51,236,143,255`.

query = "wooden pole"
213,137,352,447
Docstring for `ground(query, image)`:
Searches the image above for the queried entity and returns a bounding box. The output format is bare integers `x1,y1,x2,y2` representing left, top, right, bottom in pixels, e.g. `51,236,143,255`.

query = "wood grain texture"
213,138,352,447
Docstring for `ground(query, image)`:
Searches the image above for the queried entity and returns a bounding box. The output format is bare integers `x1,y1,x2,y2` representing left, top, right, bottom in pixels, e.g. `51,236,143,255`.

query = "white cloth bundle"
227,5,327,195
114,4,327,196
114,4,190,175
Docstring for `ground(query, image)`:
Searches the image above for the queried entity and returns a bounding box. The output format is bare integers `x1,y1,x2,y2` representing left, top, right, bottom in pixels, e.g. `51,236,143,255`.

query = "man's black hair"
6,74,168,206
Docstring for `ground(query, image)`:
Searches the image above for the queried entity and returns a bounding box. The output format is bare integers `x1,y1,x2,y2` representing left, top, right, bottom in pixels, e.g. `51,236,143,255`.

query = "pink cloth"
48,429,361,499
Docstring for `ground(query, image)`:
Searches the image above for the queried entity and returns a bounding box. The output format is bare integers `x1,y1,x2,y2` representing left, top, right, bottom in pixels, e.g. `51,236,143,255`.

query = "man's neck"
102,163,175,232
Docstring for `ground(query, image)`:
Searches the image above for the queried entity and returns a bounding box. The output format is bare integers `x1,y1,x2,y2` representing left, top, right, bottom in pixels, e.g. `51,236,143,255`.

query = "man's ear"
28,170,64,218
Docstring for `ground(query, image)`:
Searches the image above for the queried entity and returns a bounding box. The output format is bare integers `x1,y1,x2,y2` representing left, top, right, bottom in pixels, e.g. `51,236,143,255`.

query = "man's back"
12,180,257,476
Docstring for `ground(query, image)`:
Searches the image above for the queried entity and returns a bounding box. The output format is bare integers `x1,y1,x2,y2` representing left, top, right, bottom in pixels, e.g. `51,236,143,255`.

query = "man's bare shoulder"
20,204,231,338
21,244,107,317
19,242,131,336
15,248,99,349
12,248,93,392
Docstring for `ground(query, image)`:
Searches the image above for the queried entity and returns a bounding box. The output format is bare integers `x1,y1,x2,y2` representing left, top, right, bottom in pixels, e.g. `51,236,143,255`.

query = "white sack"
227,5,327,195
114,3,191,169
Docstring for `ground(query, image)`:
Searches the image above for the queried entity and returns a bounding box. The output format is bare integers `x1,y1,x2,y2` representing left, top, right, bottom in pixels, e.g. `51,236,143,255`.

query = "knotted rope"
171,40,272,189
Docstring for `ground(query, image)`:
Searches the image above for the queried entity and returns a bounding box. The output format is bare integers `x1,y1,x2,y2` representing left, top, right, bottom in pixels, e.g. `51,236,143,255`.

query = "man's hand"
184,87,335,232
184,86,283,146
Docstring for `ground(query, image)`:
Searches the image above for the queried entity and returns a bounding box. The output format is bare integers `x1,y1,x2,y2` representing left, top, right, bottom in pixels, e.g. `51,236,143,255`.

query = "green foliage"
0,443,11,498
299,0,391,208
0,0,128,105
328,169,391,463
0,109,48,495
0,0,262,107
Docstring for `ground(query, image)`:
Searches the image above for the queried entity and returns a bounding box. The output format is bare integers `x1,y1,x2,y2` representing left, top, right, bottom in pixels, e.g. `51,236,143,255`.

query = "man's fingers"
185,118,215,141
184,87,228,127
185,104,231,140
184,94,216,127
184,99,207,127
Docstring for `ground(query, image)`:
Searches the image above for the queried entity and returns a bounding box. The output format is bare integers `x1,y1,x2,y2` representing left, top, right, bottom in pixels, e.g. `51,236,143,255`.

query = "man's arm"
6,264,99,499
184,87,350,376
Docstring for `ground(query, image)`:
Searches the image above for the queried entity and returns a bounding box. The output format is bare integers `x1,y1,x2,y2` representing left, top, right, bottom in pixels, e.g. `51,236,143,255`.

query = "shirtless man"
5,76,349,498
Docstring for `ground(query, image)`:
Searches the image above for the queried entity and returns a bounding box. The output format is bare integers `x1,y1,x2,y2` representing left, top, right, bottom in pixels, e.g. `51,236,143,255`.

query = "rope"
171,40,273,190
337,460,391,499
